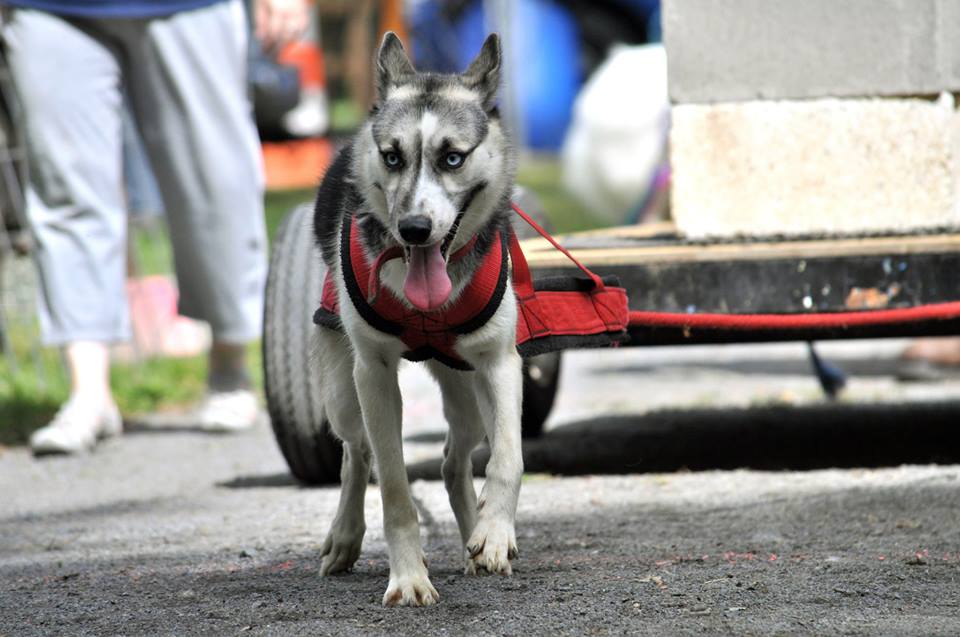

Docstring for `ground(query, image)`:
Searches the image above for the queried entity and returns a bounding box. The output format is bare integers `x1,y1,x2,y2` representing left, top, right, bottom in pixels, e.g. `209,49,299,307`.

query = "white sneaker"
30,397,123,455
281,87,330,137
195,389,261,433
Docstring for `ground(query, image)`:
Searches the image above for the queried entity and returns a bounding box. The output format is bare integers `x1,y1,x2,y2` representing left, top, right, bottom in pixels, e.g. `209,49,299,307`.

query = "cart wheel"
263,203,343,485
521,353,561,438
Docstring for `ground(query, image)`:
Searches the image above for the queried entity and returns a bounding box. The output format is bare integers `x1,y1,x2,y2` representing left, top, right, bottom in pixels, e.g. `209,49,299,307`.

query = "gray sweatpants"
3,1,266,345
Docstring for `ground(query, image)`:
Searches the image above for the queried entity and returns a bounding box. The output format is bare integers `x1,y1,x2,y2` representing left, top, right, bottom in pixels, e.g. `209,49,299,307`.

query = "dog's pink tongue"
404,243,452,311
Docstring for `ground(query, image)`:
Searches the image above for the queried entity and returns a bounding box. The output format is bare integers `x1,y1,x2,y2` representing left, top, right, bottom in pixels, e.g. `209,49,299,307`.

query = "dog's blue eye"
444,152,464,169
383,152,401,168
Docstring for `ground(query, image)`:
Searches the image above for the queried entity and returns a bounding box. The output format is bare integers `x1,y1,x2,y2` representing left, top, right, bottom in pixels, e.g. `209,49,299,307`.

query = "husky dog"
310,32,522,606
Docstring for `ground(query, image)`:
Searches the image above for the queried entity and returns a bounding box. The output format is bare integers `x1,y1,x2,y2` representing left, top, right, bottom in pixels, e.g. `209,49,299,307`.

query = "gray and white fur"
310,32,523,606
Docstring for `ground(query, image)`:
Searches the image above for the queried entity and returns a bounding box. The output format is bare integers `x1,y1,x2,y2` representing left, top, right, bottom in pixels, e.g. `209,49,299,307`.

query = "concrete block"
670,97,960,239
664,0,960,103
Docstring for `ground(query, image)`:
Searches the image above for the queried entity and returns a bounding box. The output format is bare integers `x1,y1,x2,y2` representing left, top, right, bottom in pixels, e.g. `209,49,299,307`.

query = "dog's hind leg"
352,340,438,607
314,328,371,576
466,346,524,575
428,362,486,560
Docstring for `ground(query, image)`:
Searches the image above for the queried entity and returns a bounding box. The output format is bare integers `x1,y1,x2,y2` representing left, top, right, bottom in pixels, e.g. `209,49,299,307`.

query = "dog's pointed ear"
376,32,415,99
462,33,501,111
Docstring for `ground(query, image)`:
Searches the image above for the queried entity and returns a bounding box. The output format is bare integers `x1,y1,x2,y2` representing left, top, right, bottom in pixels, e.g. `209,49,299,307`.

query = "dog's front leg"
468,346,524,575
353,348,438,607
315,328,370,576
427,361,486,556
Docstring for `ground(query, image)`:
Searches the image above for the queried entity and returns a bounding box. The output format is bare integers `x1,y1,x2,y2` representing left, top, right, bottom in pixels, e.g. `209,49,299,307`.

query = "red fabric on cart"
507,204,628,343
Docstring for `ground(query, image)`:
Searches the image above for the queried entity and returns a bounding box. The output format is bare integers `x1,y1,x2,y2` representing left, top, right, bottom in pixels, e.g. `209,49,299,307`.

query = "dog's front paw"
319,522,365,576
383,572,439,607
465,517,517,575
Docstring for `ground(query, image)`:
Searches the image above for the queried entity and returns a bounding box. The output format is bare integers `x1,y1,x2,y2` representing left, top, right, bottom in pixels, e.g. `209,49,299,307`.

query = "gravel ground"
2,341,960,636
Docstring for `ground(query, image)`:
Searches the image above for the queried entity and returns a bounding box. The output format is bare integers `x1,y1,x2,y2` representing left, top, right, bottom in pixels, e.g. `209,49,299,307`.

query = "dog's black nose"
398,216,433,245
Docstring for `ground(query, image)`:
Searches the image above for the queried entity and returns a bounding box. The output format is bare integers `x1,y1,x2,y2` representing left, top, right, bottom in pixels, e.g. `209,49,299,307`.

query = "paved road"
2,341,960,635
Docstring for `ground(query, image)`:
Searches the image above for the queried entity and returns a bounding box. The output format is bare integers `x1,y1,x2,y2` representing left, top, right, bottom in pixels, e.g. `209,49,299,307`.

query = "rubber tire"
521,354,561,439
263,203,343,485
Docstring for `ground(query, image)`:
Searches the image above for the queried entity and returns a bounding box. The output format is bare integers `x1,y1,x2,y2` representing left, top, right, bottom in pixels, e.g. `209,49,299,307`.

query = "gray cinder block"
670,96,960,239
664,0,960,103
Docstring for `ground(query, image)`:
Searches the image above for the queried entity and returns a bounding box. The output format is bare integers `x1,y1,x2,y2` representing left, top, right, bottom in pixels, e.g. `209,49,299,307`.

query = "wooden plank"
533,249,960,314
539,221,677,241
522,232,960,268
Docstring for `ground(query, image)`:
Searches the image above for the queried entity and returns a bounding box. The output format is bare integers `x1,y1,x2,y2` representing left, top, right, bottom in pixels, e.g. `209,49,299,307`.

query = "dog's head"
352,32,514,311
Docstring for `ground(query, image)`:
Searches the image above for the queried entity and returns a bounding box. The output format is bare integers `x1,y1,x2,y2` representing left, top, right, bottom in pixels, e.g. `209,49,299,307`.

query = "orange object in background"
278,41,325,90
379,0,408,47
262,137,333,190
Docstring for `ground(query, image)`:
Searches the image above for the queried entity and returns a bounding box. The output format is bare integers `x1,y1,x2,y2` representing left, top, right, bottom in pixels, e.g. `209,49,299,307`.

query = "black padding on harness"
517,330,630,358
340,215,404,337
403,346,474,370
532,275,623,292
313,307,342,331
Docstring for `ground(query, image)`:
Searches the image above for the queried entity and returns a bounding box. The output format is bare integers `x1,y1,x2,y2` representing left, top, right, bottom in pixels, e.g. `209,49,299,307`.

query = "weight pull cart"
263,201,960,485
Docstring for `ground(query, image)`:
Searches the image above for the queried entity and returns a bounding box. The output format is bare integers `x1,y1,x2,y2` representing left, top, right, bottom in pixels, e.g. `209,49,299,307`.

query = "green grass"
1,160,596,447
516,156,609,233
0,338,71,447
330,98,364,134
0,330,264,447
0,191,295,447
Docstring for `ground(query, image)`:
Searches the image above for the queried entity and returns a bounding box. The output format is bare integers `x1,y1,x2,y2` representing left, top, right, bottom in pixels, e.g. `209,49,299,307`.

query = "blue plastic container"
411,0,581,151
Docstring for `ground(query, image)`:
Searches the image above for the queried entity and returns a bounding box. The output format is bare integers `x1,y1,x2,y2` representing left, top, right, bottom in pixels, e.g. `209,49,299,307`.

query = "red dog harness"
314,203,629,370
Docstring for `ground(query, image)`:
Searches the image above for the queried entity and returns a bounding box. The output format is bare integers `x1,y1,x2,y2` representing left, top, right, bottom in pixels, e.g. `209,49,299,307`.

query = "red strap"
508,231,535,299
367,246,403,304
628,301,960,330
511,202,605,290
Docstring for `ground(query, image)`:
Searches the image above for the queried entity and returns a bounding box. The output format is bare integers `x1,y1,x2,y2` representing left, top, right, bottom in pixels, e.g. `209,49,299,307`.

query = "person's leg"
66,341,112,402
120,95,165,220
897,337,960,381
4,9,126,453
122,1,267,428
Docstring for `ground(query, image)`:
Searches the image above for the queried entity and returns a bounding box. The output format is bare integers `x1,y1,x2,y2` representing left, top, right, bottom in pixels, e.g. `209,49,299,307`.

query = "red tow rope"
627,303,960,331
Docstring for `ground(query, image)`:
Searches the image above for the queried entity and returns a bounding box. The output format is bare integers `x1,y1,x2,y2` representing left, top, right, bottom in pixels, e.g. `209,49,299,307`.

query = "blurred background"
0,0,667,445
